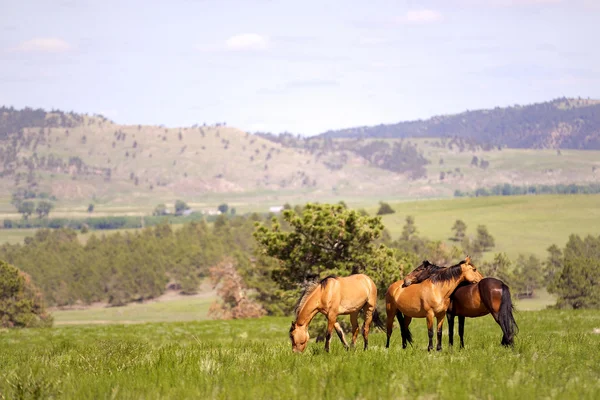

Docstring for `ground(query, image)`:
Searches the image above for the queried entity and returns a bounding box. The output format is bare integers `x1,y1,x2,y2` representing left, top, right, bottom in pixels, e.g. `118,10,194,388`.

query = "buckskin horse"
385,258,483,351
289,274,384,353
403,259,518,347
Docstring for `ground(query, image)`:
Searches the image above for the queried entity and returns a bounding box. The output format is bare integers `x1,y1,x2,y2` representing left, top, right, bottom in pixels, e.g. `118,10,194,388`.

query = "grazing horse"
385,258,482,351
403,260,518,347
289,274,383,353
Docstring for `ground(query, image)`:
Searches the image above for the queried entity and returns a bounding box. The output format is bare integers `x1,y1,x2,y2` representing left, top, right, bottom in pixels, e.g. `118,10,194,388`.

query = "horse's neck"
437,275,466,298
296,288,321,326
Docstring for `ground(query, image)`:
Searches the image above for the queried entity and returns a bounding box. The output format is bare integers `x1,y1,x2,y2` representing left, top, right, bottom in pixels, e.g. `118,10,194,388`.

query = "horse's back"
334,274,377,314
340,273,376,287
479,277,505,289
452,283,488,317
340,274,377,296
452,278,505,317
477,277,505,314
388,282,435,317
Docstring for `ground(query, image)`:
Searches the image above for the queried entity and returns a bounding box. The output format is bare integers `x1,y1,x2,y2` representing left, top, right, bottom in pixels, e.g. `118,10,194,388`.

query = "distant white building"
269,206,284,213
201,209,222,215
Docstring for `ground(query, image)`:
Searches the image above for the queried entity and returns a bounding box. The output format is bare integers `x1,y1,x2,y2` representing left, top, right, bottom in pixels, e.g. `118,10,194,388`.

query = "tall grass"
1,310,599,399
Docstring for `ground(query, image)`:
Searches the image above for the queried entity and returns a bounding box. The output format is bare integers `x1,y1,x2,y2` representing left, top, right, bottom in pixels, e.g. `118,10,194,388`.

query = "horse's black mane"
430,260,467,284
419,260,445,273
319,275,337,289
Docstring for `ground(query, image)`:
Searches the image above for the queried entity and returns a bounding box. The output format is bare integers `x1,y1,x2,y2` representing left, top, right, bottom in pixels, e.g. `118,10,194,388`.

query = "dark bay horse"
403,260,518,347
385,258,482,351
289,274,383,353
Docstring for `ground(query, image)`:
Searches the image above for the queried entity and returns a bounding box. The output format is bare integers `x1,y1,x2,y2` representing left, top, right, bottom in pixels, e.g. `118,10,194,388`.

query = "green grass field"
375,194,600,260
1,311,599,399
52,295,214,326
2,194,597,263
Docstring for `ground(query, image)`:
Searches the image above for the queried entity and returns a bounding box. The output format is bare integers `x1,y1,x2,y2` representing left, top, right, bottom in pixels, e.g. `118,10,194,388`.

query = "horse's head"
461,256,483,284
403,260,443,287
289,321,309,353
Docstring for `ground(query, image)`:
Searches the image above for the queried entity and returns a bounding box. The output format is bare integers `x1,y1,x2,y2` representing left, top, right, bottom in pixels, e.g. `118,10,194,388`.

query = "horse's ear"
423,260,430,266
465,255,471,264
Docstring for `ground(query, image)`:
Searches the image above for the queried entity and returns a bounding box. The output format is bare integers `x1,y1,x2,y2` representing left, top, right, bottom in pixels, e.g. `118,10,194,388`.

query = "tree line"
455,183,600,198
0,217,253,308
319,97,600,150
1,203,598,328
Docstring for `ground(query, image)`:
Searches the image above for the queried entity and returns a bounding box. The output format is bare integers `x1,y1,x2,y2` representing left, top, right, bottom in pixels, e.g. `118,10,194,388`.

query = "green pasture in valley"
52,295,214,326
376,194,600,260
1,310,599,399
2,194,598,263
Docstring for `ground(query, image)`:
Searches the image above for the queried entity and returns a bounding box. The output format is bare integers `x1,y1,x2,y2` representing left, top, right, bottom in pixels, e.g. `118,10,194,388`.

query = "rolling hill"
319,98,600,150
1,99,600,209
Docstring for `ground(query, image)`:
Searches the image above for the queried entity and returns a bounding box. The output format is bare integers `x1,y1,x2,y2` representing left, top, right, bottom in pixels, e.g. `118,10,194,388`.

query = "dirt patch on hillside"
168,177,245,194
51,181,99,200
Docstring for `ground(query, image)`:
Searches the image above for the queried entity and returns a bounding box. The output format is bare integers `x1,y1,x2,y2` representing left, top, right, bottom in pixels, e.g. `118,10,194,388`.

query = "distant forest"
455,183,600,198
318,98,600,150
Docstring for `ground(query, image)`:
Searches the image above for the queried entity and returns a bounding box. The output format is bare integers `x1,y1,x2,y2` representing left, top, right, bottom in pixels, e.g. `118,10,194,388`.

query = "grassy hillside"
52,292,214,326
374,194,600,260
0,109,404,206
1,103,600,211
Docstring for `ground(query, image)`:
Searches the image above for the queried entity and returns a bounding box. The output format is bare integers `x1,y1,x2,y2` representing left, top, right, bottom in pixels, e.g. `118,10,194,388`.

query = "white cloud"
14,37,71,53
494,0,562,4
397,9,443,24
461,0,562,6
225,33,269,51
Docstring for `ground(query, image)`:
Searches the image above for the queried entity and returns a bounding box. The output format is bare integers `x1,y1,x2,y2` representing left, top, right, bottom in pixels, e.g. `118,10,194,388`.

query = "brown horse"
289,274,383,353
403,260,518,347
385,257,482,351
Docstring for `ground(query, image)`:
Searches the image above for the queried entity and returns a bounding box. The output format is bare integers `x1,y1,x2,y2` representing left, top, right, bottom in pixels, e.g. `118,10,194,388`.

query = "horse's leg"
401,316,412,349
458,315,466,349
435,312,445,351
426,312,435,352
385,304,395,348
350,312,360,348
324,316,337,352
333,322,349,350
447,312,455,347
362,307,374,350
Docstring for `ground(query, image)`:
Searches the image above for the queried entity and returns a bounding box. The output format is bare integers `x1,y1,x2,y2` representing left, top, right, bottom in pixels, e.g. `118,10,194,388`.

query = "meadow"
1,310,599,399
2,194,599,261
374,194,600,260
52,293,214,326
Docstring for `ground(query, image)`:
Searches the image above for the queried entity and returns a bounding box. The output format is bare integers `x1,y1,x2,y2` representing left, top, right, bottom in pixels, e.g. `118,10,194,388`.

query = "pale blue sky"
1,0,598,135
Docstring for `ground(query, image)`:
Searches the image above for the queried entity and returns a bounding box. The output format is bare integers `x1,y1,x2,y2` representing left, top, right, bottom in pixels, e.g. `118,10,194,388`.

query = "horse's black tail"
396,310,413,345
372,308,386,331
498,283,518,346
